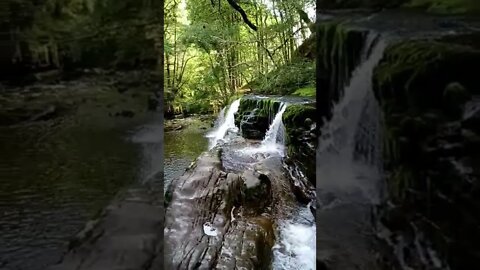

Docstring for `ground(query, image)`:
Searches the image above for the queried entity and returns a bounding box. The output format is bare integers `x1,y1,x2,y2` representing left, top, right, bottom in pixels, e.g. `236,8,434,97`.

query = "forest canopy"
164,0,316,115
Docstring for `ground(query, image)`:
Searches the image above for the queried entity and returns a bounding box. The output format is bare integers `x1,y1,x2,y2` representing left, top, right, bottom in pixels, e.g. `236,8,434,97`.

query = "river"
0,83,160,270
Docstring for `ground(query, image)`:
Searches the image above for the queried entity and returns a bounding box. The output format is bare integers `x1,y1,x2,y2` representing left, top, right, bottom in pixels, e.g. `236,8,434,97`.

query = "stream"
165,97,316,269
209,98,316,269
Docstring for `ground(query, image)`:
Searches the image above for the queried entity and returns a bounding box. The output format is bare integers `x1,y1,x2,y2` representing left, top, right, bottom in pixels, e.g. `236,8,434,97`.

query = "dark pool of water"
0,111,155,270
164,118,209,190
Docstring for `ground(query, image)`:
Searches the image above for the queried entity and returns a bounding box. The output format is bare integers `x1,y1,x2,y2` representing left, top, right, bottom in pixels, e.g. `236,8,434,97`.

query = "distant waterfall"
206,99,241,149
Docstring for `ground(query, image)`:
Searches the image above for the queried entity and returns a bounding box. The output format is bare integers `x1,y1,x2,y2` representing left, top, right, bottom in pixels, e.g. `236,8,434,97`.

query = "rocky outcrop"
233,96,317,189
373,34,480,269
283,104,317,184
164,150,275,269
234,97,281,140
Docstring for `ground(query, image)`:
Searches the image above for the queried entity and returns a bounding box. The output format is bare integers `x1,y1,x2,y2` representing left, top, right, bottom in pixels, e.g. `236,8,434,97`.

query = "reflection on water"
164,118,209,190
0,115,146,270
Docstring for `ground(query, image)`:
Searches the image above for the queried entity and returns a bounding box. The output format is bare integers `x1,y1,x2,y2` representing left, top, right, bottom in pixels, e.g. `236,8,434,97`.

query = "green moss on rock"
283,104,316,128
374,40,480,112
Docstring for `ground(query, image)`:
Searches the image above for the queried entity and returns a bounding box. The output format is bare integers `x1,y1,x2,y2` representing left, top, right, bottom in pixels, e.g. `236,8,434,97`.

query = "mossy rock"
373,39,480,112
283,104,316,129
235,97,283,139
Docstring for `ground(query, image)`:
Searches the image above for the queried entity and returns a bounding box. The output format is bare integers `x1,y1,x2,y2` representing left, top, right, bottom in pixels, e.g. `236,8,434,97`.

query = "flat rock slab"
164,150,274,270
48,187,163,270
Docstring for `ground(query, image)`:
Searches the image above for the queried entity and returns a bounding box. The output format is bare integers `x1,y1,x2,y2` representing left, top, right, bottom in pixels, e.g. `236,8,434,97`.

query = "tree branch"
225,0,258,31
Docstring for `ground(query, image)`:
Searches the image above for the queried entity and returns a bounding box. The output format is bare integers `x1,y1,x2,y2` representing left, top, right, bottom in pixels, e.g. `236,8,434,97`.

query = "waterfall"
260,102,288,154
240,102,288,157
206,99,241,149
317,34,386,204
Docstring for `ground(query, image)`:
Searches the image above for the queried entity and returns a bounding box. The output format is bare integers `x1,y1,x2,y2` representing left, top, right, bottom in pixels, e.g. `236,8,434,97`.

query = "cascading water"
262,103,287,150
240,102,288,157
315,33,387,269
206,99,240,149
317,34,386,204
212,98,315,269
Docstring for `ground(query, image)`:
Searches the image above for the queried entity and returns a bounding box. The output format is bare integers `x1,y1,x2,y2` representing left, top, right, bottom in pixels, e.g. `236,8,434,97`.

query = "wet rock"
238,109,270,140
310,200,317,219
33,70,61,83
115,110,135,118
444,82,470,117
48,187,163,270
29,105,58,122
374,33,480,270
241,170,272,213
463,106,480,133
304,117,313,126
164,151,274,269
282,104,317,183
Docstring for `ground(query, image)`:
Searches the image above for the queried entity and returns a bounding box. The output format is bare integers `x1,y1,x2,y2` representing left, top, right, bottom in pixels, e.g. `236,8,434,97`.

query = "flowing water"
206,99,240,150
207,98,316,270
0,109,159,270
164,117,209,190
316,33,387,269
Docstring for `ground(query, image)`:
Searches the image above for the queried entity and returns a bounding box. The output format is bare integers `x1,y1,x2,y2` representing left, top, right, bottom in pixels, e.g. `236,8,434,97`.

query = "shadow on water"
0,109,155,270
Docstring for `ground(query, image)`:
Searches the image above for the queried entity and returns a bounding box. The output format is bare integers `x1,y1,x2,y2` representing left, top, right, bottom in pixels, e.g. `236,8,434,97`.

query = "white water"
273,207,316,270
314,34,387,269
240,102,288,157
317,35,386,204
208,98,316,269
206,99,240,149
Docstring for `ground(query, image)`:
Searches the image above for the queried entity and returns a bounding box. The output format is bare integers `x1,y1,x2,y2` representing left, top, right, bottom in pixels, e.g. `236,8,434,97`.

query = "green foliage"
4,0,162,69
292,85,315,97
251,60,315,95
163,0,316,115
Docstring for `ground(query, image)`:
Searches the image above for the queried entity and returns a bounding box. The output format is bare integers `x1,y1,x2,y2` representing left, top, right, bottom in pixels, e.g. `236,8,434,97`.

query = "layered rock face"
164,150,276,269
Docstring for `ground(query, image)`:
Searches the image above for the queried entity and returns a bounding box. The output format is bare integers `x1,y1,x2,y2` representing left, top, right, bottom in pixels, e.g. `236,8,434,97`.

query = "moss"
374,40,480,111
235,97,282,127
317,22,367,109
283,104,316,128
292,86,316,97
